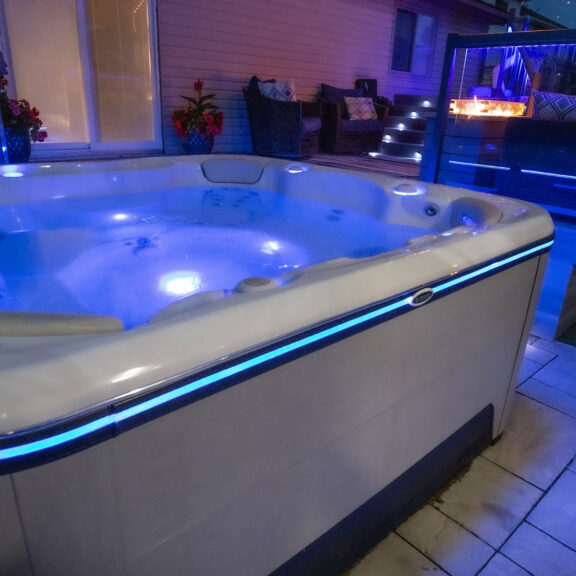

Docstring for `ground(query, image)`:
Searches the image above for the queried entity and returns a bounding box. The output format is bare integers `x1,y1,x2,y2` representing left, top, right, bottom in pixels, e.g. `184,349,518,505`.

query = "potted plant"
0,75,47,164
171,79,223,154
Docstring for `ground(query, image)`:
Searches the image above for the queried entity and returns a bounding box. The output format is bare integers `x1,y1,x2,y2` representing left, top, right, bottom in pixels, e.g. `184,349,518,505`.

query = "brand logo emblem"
410,287,434,307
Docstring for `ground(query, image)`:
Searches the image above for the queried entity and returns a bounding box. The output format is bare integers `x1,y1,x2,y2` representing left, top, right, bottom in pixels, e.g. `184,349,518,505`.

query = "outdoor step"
383,116,428,132
378,140,424,159
393,94,438,108
382,128,425,144
389,104,437,118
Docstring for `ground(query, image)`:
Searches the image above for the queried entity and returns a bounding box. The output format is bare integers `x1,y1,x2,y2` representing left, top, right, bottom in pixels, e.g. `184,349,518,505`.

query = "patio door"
0,0,161,159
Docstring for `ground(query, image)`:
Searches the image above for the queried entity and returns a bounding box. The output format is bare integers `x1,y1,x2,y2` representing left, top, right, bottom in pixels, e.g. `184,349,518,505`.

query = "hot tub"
0,155,553,576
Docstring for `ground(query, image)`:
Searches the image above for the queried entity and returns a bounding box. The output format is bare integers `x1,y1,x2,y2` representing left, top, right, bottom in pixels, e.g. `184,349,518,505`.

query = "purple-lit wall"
157,0,505,154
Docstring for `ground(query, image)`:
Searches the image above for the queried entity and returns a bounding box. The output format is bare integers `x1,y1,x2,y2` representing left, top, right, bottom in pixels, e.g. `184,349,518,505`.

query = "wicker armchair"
243,78,322,158
318,84,389,154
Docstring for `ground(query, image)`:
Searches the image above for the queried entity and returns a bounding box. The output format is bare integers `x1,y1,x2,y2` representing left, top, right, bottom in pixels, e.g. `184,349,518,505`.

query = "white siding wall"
391,0,498,97
158,0,503,154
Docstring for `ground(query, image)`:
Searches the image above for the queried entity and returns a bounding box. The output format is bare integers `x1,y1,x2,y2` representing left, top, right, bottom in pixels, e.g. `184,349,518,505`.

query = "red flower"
8,100,20,116
0,75,47,142
170,79,223,138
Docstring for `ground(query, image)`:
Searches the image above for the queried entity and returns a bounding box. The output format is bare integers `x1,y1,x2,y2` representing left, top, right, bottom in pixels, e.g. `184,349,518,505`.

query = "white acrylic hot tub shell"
0,155,553,576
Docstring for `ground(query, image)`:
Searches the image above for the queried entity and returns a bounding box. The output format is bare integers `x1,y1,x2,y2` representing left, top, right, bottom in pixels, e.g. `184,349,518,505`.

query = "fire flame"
449,96,526,117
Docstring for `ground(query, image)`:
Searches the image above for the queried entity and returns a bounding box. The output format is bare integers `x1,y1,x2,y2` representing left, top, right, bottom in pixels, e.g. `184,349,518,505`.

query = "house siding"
157,0,506,154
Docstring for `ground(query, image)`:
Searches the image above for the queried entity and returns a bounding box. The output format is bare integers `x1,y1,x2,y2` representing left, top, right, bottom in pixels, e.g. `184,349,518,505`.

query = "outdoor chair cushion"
248,75,274,92
532,90,576,122
302,117,322,133
258,79,296,101
344,97,377,120
320,83,363,105
339,119,383,133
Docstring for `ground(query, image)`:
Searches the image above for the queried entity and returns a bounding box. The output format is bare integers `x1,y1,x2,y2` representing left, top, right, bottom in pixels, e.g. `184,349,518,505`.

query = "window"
0,0,160,158
391,8,436,76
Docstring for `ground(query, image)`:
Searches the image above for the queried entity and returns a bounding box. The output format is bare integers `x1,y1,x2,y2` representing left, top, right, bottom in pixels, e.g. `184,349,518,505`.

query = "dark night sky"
527,0,576,28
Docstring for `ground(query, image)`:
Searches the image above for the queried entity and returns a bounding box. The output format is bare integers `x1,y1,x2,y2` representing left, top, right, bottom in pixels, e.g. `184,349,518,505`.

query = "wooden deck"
307,153,421,178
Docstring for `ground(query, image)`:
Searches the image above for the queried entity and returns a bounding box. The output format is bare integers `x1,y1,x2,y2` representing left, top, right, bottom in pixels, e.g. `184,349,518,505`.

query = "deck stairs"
377,94,437,162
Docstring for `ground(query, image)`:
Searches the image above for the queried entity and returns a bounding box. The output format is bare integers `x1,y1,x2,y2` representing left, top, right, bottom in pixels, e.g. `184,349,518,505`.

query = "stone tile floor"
343,218,576,576
344,336,576,576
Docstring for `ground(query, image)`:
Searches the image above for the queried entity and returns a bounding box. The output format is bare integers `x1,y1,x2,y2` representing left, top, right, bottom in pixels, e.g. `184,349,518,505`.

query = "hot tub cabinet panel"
0,156,553,576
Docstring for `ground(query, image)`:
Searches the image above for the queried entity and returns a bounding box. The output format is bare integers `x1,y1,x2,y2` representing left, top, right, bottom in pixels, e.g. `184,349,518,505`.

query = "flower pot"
182,130,214,155
4,128,31,164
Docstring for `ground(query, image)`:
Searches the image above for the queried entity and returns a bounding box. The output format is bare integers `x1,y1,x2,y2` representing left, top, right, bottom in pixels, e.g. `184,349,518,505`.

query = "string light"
133,0,145,15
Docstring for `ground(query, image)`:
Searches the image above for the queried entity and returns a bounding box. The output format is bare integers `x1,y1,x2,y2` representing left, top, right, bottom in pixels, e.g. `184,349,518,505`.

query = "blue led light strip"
521,169,576,181
449,160,510,171
0,415,116,461
115,296,411,423
0,239,554,464
433,240,553,294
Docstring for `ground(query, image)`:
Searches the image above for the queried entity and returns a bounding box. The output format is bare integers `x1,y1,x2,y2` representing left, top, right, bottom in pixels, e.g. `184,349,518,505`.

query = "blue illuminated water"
0,187,427,328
